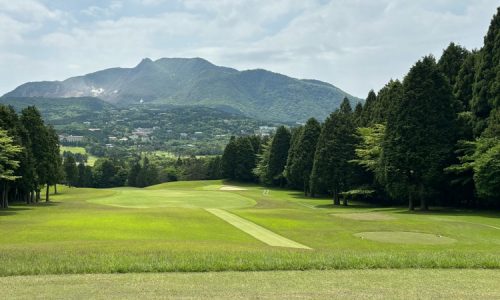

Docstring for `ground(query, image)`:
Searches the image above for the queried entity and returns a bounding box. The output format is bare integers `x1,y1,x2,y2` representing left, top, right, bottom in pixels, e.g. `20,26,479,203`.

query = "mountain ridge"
2,57,362,122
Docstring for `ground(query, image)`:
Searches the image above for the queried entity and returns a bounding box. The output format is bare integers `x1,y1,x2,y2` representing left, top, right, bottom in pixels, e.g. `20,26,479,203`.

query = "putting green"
87,188,256,209
354,231,456,245
206,208,311,249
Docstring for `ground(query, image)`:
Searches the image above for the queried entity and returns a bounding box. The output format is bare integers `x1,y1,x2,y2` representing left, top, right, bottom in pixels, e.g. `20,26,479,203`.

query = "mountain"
2,58,362,122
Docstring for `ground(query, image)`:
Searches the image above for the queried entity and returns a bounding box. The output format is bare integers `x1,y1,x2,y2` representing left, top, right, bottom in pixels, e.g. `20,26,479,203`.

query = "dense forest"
0,106,62,208
221,8,500,209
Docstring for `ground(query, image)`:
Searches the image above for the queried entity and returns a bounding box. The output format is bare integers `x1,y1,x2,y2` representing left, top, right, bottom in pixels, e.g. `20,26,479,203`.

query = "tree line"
62,153,222,189
0,106,62,208
221,8,500,210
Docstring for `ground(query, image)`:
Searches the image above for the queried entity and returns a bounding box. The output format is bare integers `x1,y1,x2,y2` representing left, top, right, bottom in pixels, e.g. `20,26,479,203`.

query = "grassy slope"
0,180,499,276
2,270,499,299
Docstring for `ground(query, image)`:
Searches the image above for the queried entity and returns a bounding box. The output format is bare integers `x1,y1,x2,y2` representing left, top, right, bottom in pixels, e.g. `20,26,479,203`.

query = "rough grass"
3,269,500,299
0,180,499,276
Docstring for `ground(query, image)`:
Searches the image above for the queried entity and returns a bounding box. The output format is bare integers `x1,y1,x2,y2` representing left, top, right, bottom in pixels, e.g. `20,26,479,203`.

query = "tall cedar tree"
353,102,363,126
221,136,237,179
20,107,50,202
234,136,256,181
453,51,479,111
360,90,376,126
310,98,358,204
471,7,499,136
371,80,404,124
266,126,291,186
437,42,470,89
45,126,62,201
285,118,321,195
382,56,457,210
284,126,304,189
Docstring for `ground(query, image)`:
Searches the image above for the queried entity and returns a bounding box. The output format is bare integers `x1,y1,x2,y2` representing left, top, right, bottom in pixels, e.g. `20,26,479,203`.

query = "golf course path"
206,208,311,250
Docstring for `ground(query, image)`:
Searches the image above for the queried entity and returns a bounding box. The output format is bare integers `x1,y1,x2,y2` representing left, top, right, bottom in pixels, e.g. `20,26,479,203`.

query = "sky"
0,0,498,98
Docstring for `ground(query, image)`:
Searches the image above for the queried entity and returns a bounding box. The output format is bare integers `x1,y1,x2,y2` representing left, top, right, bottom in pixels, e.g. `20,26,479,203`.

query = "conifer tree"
310,98,358,204
454,51,478,111
221,136,237,179
234,136,256,181
360,90,376,126
284,126,304,189
285,118,321,195
382,56,457,210
266,126,291,186
438,42,470,88
471,7,499,136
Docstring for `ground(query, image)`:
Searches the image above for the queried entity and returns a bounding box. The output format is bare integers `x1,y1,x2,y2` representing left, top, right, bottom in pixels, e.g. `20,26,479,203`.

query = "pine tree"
221,136,237,179
310,98,358,204
266,126,291,186
44,126,62,201
438,42,470,88
284,126,304,189
20,106,51,202
471,7,499,136
360,90,377,126
285,118,321,195
454,51,479,111
234,136,256,181
382,56,457,210
353,102,363,126
371,80,404,124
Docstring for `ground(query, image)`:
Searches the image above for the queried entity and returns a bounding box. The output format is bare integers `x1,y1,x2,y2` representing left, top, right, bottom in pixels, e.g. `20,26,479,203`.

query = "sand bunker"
354,231,456,245
219,186,248,191
332,212,395,221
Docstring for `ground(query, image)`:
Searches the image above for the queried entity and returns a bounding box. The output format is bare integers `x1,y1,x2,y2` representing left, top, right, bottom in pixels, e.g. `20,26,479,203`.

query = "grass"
60,146,98,166
2,269,500,299
0,180,499,276
206,208,311,249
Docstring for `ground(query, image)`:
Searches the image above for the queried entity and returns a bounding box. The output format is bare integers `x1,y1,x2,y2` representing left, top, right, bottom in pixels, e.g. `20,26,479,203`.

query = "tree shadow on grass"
0,201,61,217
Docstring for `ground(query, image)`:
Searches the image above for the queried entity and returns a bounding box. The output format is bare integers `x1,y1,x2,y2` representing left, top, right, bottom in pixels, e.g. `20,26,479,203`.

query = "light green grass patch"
332,212,395,221
87,188,256,209
206,208,311,249
354,231,457,245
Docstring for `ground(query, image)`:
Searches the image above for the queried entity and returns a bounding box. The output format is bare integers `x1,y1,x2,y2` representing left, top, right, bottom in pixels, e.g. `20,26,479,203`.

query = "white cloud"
0,0,498,98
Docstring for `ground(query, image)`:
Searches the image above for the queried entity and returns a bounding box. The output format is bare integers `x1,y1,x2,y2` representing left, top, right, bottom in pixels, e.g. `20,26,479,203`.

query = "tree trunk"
408,193,414,211
30,191,34,204
420,196,428,211
36,189,40,203
45,184,50,202
343,195,348,206
54,184,57,194
333,191,340,206
4,183,9,209
1,182,5,209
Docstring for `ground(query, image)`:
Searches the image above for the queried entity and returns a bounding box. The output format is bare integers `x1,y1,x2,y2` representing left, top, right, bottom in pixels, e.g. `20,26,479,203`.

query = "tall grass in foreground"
1,249,499,276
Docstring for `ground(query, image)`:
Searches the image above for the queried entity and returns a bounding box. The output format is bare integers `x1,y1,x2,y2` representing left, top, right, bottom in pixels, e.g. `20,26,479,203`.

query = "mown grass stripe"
206,208,311,249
